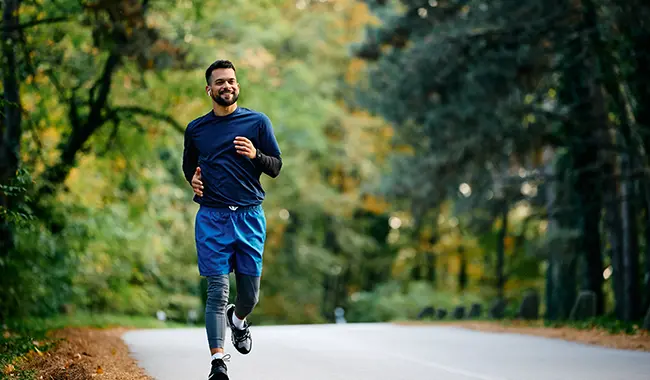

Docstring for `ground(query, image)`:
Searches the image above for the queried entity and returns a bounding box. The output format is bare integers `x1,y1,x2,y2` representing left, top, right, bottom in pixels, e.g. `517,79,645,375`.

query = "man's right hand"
192,167,203,197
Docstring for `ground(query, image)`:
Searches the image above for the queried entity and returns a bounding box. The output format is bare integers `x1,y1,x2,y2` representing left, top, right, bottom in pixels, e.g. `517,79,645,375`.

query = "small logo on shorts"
229,206,239,211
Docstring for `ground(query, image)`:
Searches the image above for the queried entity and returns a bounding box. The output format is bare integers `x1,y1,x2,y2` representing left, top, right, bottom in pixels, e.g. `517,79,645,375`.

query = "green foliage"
1,333,45,380
355,0,650,322
2,0,394,327
7,313,185,333
0,168,33,226
346,281,487,322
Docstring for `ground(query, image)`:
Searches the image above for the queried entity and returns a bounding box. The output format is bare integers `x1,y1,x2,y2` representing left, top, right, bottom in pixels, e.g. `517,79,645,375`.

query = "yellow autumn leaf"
3,364,15,374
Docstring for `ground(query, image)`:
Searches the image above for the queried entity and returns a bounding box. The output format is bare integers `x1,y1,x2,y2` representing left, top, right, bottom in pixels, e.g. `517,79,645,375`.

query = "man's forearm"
182,152,198,184
254,151,282,178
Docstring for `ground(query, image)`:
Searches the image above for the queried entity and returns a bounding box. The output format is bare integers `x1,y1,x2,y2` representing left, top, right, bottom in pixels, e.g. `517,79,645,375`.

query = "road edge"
392,320,650,352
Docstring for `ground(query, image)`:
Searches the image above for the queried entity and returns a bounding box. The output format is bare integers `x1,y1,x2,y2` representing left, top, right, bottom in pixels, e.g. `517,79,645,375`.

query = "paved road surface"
123,323,650,380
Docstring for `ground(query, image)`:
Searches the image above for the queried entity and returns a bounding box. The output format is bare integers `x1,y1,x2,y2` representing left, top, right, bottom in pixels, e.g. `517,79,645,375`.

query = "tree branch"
38,53,121,199
112,105,185,134
0,16,70,32
99,111,120,156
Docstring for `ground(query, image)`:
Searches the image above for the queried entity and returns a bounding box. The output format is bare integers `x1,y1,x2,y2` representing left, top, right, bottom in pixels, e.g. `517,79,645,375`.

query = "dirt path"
21,327,152,380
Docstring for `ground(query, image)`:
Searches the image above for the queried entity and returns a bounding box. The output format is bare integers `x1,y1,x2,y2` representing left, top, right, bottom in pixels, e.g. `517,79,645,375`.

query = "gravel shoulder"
394,320,650,352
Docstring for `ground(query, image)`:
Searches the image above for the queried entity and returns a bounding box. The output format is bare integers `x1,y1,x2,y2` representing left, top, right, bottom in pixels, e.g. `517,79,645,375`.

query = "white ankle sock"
211,352,224,361
232,313,246,329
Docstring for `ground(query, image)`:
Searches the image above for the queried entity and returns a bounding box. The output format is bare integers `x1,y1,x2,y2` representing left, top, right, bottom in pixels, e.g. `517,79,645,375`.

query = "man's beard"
212,90,239,106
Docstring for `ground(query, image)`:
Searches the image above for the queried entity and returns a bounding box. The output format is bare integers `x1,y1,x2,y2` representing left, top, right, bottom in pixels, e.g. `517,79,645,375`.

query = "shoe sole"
235,340,252,355
231,334,252,355
208,370,229,380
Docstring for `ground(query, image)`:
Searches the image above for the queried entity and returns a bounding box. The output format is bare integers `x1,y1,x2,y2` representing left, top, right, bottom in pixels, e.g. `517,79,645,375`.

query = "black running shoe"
208,354,230,380
226,304,252,354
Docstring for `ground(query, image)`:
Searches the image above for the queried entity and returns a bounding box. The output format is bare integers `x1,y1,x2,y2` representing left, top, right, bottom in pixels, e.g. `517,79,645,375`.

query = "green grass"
13,312,188,332
1,330,52,380
543,316,645,335
1,312,186,379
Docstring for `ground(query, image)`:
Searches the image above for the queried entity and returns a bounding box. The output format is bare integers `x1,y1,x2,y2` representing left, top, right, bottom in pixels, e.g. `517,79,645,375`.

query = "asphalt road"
122,323,650,380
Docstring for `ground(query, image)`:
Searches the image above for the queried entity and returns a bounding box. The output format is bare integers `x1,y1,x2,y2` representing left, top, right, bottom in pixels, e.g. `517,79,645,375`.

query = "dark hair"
205,60,236,84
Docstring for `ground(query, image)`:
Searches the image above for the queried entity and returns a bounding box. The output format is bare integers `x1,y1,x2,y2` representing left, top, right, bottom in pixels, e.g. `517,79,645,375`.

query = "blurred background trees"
1,0,649,328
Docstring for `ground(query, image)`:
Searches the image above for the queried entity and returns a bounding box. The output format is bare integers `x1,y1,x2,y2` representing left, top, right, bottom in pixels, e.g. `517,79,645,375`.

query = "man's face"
207,68,239,106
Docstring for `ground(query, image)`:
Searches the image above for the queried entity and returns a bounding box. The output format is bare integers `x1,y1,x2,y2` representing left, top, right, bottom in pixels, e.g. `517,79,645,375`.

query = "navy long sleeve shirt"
182,107,282,208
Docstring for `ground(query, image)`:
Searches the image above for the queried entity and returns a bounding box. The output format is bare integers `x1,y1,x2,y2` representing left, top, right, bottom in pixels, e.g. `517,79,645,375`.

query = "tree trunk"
574,126,605,316
543,146,559,319
585,0,644,320
458,245,467,292
642,185,650,313
547,150,579,321
0,0,22,321
620,153,642,321
619,3,650,315
578,185,604,315
559,169,579,320
421,227,438,287
496,200,508,299
602,139,625,319
410,257,422,281
553,0,611,320
0,0,21,181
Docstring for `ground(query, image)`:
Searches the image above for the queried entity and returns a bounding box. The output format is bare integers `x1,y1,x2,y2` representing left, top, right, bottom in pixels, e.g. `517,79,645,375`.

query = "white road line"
394,353,511,380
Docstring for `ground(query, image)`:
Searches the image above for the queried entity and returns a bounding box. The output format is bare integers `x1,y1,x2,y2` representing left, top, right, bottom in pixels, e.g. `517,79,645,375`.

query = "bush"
345,281,487,322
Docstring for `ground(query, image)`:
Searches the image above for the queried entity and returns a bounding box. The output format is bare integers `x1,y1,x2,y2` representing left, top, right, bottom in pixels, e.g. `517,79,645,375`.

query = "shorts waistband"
199,204,261,213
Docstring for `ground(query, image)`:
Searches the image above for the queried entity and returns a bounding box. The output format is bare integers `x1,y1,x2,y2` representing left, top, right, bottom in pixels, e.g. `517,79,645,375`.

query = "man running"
182,59,282,380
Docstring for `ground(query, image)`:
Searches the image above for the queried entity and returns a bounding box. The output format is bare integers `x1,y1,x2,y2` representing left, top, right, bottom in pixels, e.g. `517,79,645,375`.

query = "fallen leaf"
3,364,15,374
111,348,117,356
96,365,104,374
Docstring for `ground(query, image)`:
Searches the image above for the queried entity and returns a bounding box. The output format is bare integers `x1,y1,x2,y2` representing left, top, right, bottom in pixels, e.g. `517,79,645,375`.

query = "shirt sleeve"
254,114,282,177
257,114,281,156
182,124,198,183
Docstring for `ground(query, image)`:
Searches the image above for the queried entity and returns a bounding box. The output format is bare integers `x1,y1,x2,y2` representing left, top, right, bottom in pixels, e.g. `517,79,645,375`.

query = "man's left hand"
234,136,257,159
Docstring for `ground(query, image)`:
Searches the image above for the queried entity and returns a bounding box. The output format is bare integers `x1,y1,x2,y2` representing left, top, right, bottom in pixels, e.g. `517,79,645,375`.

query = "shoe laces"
233,325,251,343
214,353,231,365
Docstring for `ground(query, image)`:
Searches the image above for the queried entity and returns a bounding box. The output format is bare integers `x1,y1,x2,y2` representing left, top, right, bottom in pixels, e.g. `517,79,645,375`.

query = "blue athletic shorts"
194,204,266,277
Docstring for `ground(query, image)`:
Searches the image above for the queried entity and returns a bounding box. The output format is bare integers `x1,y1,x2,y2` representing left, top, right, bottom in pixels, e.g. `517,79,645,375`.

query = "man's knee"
206,275,229,313
235,274,260,316
240,288,259,309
